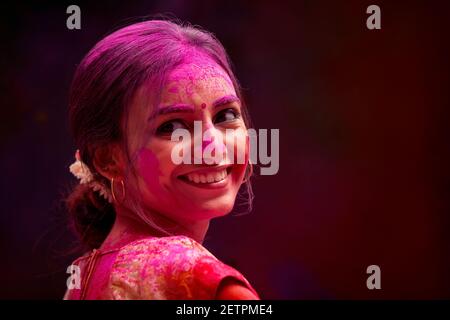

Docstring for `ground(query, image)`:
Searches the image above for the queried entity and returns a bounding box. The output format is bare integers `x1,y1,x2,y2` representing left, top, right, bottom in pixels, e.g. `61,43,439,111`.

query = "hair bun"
65,183,115,249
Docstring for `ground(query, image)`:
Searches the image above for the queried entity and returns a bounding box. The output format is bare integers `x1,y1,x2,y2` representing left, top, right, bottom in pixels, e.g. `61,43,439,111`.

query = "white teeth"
185,169,228,184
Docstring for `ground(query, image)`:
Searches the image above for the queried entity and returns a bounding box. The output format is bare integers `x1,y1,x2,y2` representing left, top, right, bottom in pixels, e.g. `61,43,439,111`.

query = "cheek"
225,129,248,163
136,148,165,197
225,130,248,181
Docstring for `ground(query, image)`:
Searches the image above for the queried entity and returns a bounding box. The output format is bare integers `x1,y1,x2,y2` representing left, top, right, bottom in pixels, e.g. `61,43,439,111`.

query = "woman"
64,19,258,300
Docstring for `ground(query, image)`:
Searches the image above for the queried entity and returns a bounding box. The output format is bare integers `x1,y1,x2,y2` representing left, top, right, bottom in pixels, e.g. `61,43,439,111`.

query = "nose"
192,121,227,165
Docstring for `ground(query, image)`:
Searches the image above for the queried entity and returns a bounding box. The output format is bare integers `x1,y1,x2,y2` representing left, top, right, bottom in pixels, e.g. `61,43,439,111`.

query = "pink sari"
64,235,259,299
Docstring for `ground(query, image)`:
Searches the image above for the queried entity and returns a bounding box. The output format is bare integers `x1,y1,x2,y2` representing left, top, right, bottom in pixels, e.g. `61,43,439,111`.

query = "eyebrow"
212,95,241,108
148,95,241,121
147,104,193,122
156,104,195,116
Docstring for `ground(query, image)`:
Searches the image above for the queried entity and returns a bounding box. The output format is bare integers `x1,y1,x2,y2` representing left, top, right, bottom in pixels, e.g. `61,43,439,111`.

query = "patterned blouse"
63,235,259,300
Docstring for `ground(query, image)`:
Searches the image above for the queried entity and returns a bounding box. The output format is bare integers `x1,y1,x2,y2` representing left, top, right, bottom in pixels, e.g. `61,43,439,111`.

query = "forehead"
161,52,236,104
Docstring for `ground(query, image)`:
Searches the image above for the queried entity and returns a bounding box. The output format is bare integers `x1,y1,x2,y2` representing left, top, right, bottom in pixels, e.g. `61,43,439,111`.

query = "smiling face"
125,51,249,226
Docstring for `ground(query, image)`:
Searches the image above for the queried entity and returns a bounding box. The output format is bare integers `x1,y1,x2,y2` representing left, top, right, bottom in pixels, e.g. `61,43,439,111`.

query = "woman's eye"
156,119,187,135
214,108,240,124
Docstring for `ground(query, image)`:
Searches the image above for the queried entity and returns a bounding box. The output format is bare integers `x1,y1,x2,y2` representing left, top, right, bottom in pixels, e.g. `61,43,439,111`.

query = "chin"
189,199,236,220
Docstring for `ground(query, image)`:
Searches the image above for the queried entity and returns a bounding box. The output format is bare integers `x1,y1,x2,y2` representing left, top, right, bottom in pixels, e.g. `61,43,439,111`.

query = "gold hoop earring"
111,177,126,203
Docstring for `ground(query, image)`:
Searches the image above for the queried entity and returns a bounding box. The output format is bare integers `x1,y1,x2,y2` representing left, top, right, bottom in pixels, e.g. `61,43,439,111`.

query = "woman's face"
125,52,249,225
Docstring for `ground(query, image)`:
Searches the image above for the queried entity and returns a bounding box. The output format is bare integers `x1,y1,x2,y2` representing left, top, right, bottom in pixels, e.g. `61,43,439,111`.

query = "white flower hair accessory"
69,149,113,203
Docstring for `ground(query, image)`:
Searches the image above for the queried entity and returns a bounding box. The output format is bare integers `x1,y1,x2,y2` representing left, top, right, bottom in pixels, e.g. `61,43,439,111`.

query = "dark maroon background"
0,0,449,299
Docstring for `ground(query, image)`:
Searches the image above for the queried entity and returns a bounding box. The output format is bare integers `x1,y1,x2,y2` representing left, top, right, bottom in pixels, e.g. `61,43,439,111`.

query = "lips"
178,165,233,186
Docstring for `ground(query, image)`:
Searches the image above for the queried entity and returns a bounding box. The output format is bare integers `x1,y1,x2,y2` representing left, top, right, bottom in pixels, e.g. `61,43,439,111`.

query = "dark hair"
65,19,254,250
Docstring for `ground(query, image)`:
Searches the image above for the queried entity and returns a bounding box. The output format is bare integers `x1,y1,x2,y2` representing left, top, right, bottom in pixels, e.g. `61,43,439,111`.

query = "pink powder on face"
168,86,179,93
166,49,233,93
201,103,206,109
136,148,165,198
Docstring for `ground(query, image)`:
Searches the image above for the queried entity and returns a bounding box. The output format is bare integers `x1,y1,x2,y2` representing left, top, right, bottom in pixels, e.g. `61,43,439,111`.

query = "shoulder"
113,235,214,274
107,235,258,299
107,235,211,299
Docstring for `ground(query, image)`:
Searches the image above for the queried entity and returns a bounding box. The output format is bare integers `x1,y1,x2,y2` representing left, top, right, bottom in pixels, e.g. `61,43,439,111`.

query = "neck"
100,205,210,251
